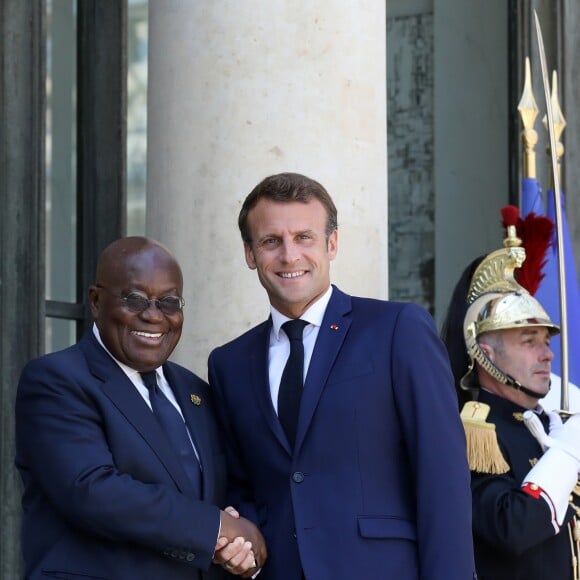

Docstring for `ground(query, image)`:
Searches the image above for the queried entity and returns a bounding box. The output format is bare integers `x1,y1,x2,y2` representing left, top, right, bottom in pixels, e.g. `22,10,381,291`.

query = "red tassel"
501,205,519,228
516,213,554,295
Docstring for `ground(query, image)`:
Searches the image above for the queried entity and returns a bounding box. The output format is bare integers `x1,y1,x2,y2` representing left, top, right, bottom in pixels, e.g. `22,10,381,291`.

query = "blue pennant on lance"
521,179,580,405
538,190,580,387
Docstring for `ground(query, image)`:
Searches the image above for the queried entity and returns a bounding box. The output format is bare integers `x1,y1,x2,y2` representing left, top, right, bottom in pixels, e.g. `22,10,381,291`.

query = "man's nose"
140,299,165,320
541,344,554,362
280,240,299,262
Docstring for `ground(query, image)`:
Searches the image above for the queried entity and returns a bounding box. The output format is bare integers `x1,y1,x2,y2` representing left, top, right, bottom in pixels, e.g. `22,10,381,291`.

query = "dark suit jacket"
209,286,476,580
15,331,228,580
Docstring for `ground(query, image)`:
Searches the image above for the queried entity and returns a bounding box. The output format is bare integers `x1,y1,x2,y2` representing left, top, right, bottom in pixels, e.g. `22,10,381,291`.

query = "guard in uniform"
445,222,580,580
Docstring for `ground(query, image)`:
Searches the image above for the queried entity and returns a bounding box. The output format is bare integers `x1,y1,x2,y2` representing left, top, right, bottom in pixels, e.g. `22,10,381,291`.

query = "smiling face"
479,326,554,407
244,198,338,318
89,238,184,372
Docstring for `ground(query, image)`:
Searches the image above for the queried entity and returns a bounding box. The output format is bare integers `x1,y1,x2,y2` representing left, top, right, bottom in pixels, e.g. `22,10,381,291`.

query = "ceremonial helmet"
461,221,559,393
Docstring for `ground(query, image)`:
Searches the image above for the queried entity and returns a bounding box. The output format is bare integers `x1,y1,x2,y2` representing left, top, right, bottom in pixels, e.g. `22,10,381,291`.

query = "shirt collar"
270,285,333,340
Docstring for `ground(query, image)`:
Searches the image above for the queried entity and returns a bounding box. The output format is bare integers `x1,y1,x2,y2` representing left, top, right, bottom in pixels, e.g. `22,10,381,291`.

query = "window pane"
45,0,77,351
46,318,77,353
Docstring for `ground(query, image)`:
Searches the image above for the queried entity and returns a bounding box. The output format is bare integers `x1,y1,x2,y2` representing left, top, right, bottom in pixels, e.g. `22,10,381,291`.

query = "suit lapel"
79,332,196,495
295,288,352,453
164,364,212,500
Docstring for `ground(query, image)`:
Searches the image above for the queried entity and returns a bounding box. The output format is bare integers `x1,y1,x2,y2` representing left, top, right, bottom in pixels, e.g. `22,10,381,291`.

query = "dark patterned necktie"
140,371,201,496
278,319,308,449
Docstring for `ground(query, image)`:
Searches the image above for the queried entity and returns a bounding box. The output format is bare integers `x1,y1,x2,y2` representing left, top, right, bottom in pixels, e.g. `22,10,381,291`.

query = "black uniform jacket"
471,389,579,580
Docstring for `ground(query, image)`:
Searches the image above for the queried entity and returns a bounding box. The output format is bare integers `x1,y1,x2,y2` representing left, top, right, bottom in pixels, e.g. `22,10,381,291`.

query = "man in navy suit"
208,172,476,579
15,237,266,579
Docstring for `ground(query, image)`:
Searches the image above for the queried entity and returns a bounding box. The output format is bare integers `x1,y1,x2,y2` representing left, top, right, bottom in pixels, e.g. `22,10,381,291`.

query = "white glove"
548,411,566,436
523,411,580,462
523,410,563,452
522,412,580,526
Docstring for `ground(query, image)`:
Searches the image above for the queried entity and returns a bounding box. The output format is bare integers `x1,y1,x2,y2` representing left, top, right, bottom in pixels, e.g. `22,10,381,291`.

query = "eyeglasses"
96,285,185,315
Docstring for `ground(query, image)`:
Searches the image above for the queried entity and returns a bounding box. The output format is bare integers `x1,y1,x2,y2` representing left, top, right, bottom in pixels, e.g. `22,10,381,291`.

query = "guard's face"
89,246,183,372
244,198,337,319
485,327,554,396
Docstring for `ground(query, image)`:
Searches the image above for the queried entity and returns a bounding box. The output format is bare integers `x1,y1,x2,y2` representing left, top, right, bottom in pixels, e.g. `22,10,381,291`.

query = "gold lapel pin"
190,394,202,406
330,324,339,330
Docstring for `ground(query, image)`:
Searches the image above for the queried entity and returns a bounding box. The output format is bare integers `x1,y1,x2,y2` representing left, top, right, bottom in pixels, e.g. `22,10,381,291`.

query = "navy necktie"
278,319,308,449
538,411,550,432
140,371,202,496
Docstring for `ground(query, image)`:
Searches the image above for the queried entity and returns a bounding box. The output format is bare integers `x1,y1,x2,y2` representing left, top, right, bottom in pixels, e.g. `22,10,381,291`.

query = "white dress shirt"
268,285,333,412
92,324,200,462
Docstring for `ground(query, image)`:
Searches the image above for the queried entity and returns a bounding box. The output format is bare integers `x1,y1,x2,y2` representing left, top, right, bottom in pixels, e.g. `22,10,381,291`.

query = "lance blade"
533,11,570,411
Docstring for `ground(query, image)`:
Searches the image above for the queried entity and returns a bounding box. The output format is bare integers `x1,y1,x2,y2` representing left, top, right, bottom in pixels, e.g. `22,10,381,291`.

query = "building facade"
2,1,578,577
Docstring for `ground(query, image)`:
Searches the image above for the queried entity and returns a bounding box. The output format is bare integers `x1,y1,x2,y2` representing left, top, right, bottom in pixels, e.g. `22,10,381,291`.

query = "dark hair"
440,256,485,405
238,172,338,243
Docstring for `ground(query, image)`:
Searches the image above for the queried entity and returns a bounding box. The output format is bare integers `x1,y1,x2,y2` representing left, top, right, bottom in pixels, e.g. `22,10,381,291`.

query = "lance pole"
534,11,570,411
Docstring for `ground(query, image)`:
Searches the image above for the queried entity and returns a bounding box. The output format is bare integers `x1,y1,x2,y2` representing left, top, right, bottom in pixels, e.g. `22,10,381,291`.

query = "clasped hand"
213,506,267,577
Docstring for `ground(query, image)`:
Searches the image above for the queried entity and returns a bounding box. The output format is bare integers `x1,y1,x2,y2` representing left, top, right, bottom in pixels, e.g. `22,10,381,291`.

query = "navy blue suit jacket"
15,331,228,580
209,287,476,579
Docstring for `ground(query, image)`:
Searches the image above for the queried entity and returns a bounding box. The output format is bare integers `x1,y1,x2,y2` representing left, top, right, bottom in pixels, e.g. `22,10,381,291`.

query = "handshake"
213,506,267,577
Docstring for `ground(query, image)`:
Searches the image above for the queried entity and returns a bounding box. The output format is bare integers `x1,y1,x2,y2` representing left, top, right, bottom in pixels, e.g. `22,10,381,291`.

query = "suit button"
292,471,305,483
186,553,196,562
171,549,179,558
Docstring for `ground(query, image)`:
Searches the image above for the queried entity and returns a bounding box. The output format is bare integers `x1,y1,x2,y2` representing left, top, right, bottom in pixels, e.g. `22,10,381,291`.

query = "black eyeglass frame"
95,284,185,315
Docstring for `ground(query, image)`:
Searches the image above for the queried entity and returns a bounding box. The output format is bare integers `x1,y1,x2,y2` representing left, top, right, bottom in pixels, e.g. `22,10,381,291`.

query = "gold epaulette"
460,401,510,475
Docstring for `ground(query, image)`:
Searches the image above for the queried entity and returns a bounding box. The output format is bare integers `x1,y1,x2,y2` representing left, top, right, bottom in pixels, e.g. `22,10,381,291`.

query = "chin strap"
503,372,547,399
470,337,547,399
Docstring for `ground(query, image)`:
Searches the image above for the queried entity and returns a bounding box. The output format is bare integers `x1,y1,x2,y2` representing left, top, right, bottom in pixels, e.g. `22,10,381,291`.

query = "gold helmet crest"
461,222,559,391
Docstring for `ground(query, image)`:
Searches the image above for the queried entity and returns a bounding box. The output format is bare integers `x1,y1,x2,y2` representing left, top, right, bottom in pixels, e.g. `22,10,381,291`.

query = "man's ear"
479,341,494,361
244,243,257,270
327,229,338,261
88,286,100,319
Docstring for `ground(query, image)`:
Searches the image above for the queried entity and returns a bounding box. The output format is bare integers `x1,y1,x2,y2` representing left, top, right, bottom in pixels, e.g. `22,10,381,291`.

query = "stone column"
147,1,387,373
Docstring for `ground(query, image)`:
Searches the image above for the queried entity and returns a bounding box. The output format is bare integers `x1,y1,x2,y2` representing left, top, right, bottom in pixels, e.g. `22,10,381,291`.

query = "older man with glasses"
15,236,266,580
